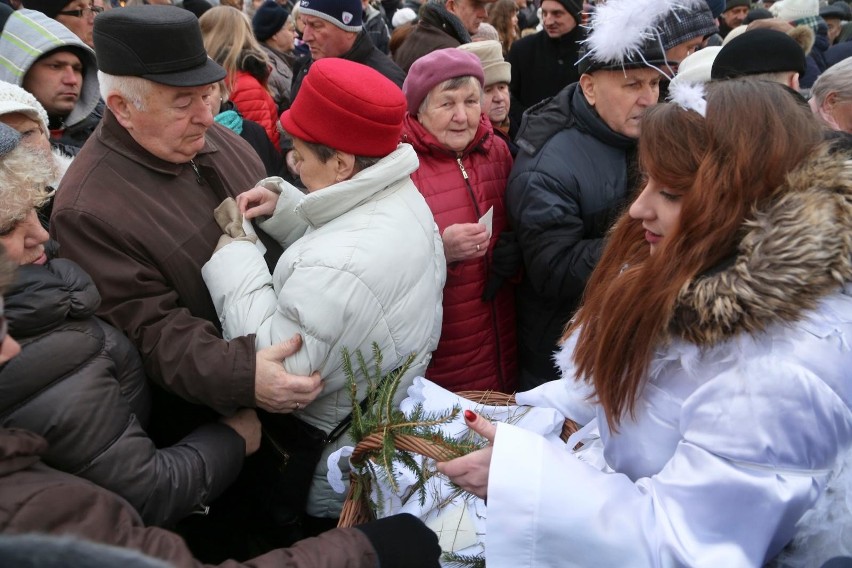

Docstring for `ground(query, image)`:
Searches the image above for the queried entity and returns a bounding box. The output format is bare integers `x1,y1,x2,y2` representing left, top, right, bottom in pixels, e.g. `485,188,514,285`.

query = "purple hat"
402,48,485,115
297,0,361,32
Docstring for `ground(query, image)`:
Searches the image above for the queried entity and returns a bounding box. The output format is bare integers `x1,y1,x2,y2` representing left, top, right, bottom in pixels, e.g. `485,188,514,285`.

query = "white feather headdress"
579,0,709,73
667,80,707,116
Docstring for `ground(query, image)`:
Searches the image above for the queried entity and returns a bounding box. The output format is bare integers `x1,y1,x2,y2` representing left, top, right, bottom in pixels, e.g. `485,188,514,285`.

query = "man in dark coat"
393,0,495,72
506,0,584,129
290,0,405,102
49,6,322,559
506,35,666,390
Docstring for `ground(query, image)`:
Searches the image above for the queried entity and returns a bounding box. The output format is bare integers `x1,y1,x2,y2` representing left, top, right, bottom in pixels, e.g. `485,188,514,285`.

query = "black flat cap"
93,5,226,87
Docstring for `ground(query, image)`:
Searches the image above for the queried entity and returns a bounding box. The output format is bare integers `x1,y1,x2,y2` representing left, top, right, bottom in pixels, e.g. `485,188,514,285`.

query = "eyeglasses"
57,5,104,17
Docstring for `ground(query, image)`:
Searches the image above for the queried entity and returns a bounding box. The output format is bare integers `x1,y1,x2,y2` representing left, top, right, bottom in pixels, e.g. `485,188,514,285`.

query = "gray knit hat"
0,123,22,158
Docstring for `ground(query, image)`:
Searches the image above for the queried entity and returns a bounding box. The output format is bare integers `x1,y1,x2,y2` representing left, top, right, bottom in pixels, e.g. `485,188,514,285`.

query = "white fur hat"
391,7,416,28
0,81,50,139
775,0,819,21
670,46,721,87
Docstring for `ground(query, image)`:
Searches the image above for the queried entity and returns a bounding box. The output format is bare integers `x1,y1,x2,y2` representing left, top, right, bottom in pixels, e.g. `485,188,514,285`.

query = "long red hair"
567,79,824,430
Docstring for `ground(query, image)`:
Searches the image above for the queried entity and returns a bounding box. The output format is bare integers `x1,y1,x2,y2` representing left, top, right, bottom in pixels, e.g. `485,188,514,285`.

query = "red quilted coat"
402,113,518,393
230,70,281,148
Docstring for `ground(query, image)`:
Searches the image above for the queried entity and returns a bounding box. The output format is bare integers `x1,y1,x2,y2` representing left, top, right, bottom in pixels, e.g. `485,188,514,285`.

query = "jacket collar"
418,3,471,44
295,143,419,228
515,82,636,157
669,144,852,347
401,112,494,159
97,109,222,176
341,30,380,63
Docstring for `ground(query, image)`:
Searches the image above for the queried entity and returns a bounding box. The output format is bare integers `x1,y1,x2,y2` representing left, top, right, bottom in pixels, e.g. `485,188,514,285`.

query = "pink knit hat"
402,48,485,115
281,58,406,157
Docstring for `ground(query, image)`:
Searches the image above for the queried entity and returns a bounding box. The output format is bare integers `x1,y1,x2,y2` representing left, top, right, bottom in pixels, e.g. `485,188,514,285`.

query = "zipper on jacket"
456,157,469,180
189,160,203,185
190,504,210,516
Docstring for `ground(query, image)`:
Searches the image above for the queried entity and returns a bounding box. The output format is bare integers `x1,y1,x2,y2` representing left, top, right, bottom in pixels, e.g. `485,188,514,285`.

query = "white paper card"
478,206,494,238
425,502,479,553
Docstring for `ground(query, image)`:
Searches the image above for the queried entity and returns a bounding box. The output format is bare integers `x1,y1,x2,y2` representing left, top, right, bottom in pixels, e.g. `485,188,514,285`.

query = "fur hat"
0,122,20,158
458,40,510,87
19,0,68,19
391,7,417,27
253,0,289,42
0,80,49,138
281,58,406,157
94,6,226,87
403,48,484,114
711,27,806,79
669,45,721,86
775,0,819,21
297,0,362,32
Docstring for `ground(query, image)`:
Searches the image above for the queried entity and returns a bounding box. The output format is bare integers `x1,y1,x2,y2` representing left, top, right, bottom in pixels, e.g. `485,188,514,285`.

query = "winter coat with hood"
0,257,244,527
202,143,446,518
0,9,101,149
506,82,637,389
401,113,517,393
490,142,852,567
0,428,383,568
50,110,277,426
259,44,295,113
392,2,470,73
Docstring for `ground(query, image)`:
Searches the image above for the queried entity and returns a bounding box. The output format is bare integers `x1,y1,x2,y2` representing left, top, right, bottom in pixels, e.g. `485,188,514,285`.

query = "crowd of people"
0,0,849,565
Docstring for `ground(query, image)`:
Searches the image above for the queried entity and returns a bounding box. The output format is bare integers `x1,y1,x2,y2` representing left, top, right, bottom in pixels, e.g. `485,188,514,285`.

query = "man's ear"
107,93,135,130
788,72,800,93
445,0,458,14
824,91,838,111
579,73,596,106
334,151,356,182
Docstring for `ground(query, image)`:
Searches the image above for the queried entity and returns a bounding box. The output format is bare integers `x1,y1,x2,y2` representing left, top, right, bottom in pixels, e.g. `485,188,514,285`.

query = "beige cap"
458,40,511,87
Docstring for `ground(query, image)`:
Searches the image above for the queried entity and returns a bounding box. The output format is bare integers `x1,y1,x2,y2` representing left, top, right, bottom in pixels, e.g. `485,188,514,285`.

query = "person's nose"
301,25,314,42
637,84,657,107
62,67,80,85
628,185,655,221
24,220,49,248
451,103,467,122
192,97,215,126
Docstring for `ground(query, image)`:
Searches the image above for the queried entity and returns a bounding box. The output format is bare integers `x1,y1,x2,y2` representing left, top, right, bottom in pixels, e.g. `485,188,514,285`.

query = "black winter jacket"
392,3,470,73
506,83,637,388
0,258,245,527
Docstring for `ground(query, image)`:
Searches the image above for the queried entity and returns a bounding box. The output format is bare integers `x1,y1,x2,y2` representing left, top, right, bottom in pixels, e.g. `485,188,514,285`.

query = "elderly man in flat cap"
49,5,323,558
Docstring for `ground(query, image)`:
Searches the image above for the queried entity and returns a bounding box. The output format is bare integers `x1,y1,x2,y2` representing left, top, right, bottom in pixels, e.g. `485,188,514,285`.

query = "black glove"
355,513,441,568
482,231,523,301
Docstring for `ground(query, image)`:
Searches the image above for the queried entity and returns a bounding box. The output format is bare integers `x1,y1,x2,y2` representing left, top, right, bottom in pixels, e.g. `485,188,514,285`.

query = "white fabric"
202,143,446,516
486,291,852,567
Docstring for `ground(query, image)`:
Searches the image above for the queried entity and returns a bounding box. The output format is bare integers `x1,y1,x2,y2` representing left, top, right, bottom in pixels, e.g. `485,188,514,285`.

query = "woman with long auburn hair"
437,79,852,566
487,0,520,56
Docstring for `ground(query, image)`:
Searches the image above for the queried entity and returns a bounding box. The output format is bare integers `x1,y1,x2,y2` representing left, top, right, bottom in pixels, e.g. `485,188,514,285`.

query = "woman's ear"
334,151,356,182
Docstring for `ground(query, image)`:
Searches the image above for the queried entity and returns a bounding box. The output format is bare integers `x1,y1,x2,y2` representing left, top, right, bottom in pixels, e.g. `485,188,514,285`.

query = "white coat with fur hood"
203,143,446,518
487,143,852,567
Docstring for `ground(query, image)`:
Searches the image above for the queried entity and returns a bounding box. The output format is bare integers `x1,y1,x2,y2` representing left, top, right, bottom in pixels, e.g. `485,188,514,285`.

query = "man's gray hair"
418,76,483,115
98,72,155,111
810,58,852,106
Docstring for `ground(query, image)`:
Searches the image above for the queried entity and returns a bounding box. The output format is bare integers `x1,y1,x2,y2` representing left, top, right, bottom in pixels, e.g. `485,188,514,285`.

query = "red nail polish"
464,409,476,422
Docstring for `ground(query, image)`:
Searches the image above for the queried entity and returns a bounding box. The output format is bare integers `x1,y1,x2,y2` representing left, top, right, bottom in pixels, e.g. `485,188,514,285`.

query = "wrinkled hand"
213,198,257,252
236,185,280,220
255,333,324,413
436,411,496,500
220,408,262,456
442,223,489,264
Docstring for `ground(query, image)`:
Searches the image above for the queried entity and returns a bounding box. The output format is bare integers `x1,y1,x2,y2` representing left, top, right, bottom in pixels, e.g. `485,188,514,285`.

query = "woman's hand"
237,186,280,220
442,223,489,263
436,410,496,500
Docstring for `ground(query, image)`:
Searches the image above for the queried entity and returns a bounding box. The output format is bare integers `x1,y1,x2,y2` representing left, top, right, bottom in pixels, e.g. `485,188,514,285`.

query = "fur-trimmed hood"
669,142,852,347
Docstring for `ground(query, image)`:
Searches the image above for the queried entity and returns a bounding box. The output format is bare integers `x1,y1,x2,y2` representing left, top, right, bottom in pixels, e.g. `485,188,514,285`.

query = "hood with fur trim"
669,141,852,347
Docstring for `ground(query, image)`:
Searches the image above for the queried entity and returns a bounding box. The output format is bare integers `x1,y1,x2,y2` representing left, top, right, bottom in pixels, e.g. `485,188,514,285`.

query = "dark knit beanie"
183,0,213,19
553,0,582,24
21,0,69,18
724,0,750,11
253,0,289,42
711,28,807,79
705,0,725,18
298,0,362,32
